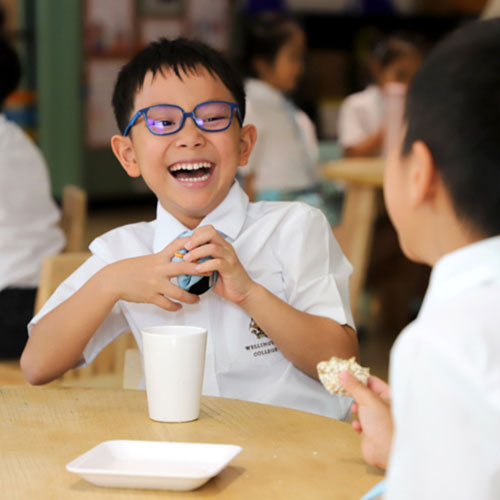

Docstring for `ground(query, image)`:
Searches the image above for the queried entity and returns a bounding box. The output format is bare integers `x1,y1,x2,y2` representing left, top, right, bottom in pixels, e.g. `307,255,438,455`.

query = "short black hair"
402,18,500,237
372,32,425,68
0,36,21,108
112,37,246,135
241,12,301,78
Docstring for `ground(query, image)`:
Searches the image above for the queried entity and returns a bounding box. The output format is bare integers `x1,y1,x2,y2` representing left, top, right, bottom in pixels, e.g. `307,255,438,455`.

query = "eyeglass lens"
146,102,233,135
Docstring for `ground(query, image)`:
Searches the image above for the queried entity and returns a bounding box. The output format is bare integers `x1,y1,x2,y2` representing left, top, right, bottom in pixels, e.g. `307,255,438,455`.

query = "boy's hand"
182,225,256,304
349,374,391,433
101,236,201,311
340,371,393,470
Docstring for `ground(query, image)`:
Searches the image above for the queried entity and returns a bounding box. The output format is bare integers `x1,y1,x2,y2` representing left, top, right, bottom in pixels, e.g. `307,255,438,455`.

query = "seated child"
21,38,358,420
340,19,500,499
0,34,65,358
239,12,320,203
337,32,423,157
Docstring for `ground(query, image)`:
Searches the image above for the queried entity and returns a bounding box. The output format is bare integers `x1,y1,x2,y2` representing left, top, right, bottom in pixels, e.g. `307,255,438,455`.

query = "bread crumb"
317,356,370,395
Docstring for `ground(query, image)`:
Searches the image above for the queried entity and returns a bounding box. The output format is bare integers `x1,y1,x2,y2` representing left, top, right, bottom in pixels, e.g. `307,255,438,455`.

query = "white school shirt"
337,85,384,149
0,114,65,291
29,182,355,419
385,236,500,499
241,78,319,192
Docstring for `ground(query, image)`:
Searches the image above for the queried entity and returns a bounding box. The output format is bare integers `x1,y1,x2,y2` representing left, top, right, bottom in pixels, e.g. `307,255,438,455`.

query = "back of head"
403,18,500,237
0,36,21,109
112,37,246,135
241,11,301,77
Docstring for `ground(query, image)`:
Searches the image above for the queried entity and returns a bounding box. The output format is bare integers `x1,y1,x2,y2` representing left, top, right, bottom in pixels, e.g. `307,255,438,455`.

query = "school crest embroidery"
249,318,267,339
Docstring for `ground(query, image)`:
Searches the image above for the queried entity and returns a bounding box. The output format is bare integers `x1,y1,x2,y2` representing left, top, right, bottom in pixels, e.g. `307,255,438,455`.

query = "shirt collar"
419,235,500,316
153,181,249,252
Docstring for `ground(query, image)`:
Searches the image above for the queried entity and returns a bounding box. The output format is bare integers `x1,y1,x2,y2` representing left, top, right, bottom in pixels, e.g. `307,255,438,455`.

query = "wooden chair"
60,185,87,252
34,252,92,314
123,348,142,390
34,252,138,387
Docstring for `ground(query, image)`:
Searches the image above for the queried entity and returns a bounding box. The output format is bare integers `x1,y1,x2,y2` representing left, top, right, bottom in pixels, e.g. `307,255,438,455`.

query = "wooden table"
0,386,382,499
322,158,384,321
323,157,384,188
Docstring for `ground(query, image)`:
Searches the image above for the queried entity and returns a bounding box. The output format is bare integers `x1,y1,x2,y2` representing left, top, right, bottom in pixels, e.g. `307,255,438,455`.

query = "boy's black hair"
241,12,301,78
112,37,246,135
402,18,500,237
372,32,425,68
0,36,21,109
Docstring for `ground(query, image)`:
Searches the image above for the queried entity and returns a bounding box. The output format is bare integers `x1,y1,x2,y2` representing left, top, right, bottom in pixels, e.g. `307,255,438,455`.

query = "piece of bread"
317,356,370,396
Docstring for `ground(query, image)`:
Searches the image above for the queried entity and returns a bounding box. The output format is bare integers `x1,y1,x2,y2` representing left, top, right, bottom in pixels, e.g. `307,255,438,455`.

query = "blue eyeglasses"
123,100,242,137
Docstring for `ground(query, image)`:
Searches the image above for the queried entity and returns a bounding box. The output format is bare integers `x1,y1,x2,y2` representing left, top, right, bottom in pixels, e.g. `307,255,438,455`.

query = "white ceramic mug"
141,325,207,423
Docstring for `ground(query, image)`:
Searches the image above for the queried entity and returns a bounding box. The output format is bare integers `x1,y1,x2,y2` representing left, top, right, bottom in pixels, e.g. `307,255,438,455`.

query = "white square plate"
66,440,242,491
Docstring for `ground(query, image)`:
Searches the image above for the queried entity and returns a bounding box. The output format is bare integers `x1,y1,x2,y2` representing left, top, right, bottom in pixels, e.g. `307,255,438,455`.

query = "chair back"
34,252,137,385
123,348,142,390
34,252,91,314
60,185,87,252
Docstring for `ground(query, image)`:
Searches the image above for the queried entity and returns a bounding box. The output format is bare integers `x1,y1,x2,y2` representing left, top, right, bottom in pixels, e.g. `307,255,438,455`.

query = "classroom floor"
0,200,397,386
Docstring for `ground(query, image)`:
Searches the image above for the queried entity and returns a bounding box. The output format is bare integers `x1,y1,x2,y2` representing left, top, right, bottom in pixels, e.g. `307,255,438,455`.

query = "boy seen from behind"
340,19,500,499
22,38,358,419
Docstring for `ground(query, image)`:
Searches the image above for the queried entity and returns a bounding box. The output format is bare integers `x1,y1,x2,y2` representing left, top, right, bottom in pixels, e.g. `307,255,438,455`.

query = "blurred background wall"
1,0,488,202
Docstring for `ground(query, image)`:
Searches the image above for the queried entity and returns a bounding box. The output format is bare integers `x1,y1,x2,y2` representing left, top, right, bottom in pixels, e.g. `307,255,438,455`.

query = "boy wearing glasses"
22,38,358,419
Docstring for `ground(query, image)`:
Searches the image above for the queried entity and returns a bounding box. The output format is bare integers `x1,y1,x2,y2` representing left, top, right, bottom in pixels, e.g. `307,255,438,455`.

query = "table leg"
333,184,378,322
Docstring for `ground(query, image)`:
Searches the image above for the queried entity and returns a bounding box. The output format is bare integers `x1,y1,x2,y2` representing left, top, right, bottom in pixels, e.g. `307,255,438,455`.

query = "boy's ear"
238,124,257,167
110,134,141,178
408,140,438,208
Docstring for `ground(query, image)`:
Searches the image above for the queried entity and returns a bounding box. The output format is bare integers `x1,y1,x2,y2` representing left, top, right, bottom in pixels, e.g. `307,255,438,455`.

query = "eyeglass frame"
122,100,243,137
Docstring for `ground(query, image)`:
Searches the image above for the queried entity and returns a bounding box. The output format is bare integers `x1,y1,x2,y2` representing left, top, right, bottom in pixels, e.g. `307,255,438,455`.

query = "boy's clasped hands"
182,226,255,305
101,224,255,312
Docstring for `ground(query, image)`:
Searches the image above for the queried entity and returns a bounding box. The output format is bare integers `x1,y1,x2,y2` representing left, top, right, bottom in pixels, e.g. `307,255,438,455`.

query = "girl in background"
338,33,424,157
240,13,320,204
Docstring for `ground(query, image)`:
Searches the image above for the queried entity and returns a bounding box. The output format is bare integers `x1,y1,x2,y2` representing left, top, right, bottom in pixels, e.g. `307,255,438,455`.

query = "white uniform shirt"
337,85,384,149
29,182,355,419
241,78,319,192
0,114,65,290
385,236,500,499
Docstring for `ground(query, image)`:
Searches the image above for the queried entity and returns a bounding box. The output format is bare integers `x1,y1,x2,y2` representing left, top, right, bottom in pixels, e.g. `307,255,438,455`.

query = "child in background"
22,38,358,420
340,19,500,499
240,12,320,203
0,33,65,358
337,32,423,157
